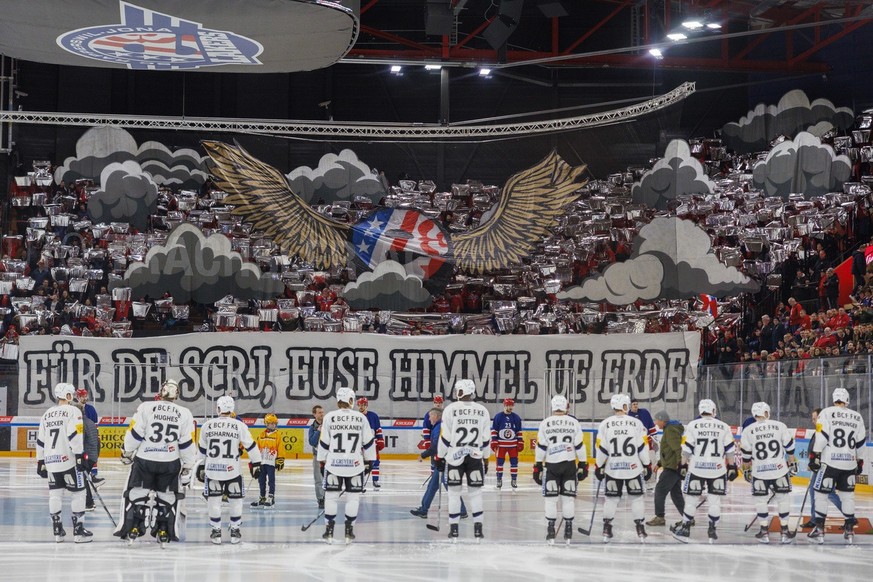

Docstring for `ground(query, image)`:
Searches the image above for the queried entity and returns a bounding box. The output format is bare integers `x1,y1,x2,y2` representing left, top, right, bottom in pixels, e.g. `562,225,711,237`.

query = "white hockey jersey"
438,400,492,466
124,400,196,467
37,404,83,472
535,414,587,464
595,414,650,479
740,419,795,480
317,408,376,477
813,406,867,471
198,415,261,481
681,417,735,479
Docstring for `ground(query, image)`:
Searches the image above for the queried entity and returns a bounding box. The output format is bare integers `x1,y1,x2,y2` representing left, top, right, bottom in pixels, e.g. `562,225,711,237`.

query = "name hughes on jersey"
153,414,181,423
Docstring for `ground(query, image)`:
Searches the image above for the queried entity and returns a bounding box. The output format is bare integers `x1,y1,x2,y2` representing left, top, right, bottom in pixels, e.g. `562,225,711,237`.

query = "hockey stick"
426,473,443,532
421,473,432,489
577,479,602,536
744,492,776,532
302,471,365,532
790,486,811,536
86,472,117,527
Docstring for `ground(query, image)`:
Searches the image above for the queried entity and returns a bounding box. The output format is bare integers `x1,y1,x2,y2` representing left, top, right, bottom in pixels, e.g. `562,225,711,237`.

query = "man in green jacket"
646,410,687,526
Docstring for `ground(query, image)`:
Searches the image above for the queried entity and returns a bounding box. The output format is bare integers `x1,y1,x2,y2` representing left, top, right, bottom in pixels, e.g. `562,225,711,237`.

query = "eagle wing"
202,141,349,270
453,150,587,274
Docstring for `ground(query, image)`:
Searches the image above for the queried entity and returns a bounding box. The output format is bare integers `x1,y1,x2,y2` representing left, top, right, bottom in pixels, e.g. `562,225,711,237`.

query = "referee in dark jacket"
646,410,686,527
74,396,101,510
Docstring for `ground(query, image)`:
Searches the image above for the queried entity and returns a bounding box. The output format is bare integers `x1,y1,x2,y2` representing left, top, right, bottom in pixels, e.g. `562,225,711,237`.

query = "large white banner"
17,332,700,420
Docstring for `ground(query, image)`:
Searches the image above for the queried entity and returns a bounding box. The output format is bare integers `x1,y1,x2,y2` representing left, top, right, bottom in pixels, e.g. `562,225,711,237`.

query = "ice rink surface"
0,458,870,582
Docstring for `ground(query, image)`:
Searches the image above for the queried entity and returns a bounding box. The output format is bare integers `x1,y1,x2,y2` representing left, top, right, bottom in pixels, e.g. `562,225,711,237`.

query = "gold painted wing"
453,150,587,274
202,141,349,270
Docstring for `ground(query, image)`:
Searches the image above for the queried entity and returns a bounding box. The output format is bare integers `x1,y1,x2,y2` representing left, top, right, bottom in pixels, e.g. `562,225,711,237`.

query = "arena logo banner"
17,332,700,420
0,1,358,73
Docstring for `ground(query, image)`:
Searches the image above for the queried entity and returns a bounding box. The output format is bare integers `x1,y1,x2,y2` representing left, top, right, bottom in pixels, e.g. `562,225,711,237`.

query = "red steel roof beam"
732,2,825,62
560,0,633,55
359,25,440,55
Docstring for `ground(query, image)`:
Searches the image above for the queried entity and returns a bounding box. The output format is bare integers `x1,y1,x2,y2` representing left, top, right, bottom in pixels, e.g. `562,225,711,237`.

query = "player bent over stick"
436,379,492,542
197,396,261,544
36,383,92,543
740,401,798,544
594,393,653,543
808,388,867,544
318,387,376,544
115,379,196,546
533,395,589,545
671,399,738,543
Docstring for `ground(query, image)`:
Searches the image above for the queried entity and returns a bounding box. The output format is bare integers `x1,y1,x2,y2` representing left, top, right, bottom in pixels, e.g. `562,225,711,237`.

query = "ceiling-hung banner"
0,0,358,72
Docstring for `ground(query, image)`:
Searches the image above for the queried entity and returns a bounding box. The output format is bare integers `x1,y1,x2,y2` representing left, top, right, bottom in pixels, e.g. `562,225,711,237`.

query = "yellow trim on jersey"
815,422,822,433
680,435,686,445
642,435,649,445
75,422,83,434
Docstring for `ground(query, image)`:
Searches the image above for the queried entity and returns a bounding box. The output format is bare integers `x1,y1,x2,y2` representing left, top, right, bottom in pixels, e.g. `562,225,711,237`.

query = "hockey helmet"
433,395,444,404
550,395,569,412
503,398,515,408
74,388,88,400
216,395,235,414
357,397,369,408
54,382,76,402
698,399,717,416
832,388,850,404
454,379,475,399
751,401,770,418
336,387,356,405
159,379,180,401
264,413,278,425
609,393,630,412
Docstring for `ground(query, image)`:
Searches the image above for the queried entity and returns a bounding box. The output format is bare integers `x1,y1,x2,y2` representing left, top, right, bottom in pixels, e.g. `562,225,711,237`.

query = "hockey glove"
742,465,752,483
808,453,821,473
36,460,48,479
594,465,605,481
434,457,446,472
726,464,738,482
120,450,135,466
644,464,653,481
577,461,589,482
364,461,374,475
517,441,525,452
74,454,84,470
276,457,285,471
319,461,326,474
180,468,192,487
482,459,489,475
679,464,688,479
376,439,385,452
532,462,543,485
788,460,798,476
490,441,499,453
196,464,206,483
856,460,864,476
250,462,262,479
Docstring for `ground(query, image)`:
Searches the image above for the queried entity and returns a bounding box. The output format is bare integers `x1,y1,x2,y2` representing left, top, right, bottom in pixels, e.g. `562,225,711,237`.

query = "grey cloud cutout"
751,132,852,199
721,90,854,154
342,260,432,310
87,161,158,231
287,149,387,204
631,140,715,210
123,223,284,304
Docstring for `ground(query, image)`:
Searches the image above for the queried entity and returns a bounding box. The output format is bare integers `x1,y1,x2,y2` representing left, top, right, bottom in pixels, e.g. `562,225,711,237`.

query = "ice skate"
372,481,381,489
51,514,66,543
844,518,856,545
251,497,266,508
755,525,770,544
807,520,825,545
126,527,141,546
671,521,691,543
323,521,335,545
496,477,503,490
602,519,613,543
707,523,718,543
345,521,355,544
156,528,171,548
780,525,796,545
635,520,648,543
473,522,483,542
564,520,573,544
264,494,274,508
230,527,241,545
72,517,93,544
210,528,222,545
448,523,459,543
546,520,556,545
511,479,517,491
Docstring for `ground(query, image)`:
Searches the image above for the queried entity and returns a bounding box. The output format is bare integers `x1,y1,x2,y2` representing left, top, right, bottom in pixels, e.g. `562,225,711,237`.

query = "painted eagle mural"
202,141,587,309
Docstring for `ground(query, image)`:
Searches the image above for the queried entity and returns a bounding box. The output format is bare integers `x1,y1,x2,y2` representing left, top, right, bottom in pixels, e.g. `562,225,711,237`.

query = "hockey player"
251,413,283,508
671,399,738,543
75,388,103,486
436,379,492,542
595,393,652,543
36,382,92,543
808,387,867,544
740,401,797,544
319,387,377,544
308,405,325,508
357,397,386,488
116,379,196,546
197,396,261,544
418,394,444,450
491,398,524,490
533,395,588,544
